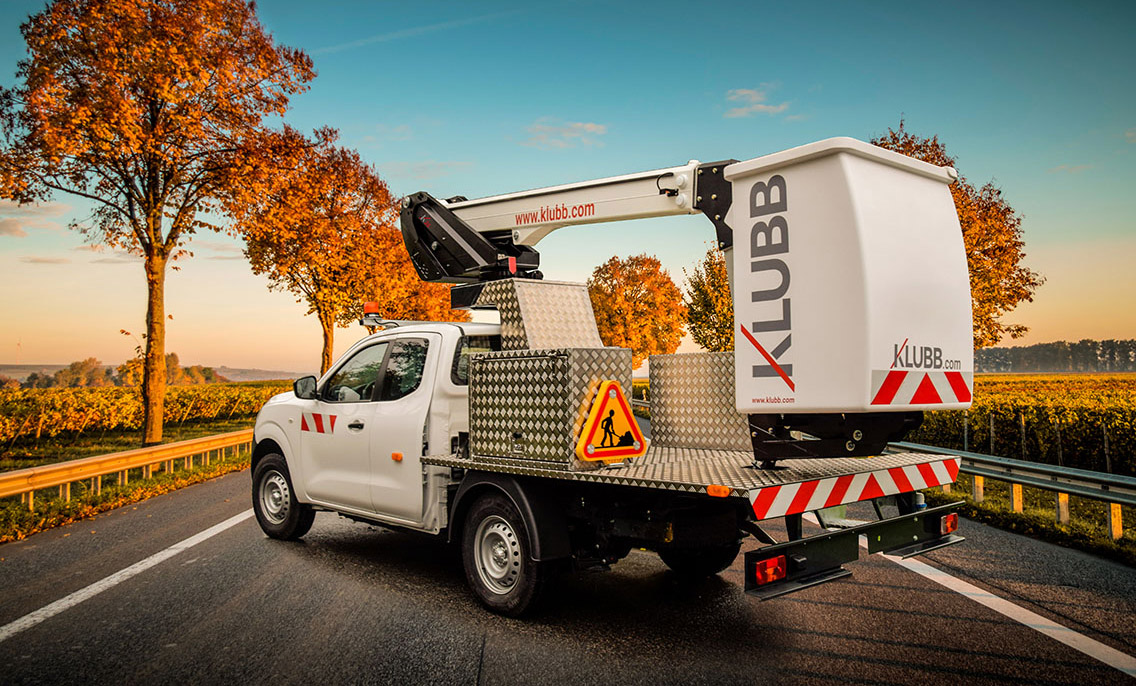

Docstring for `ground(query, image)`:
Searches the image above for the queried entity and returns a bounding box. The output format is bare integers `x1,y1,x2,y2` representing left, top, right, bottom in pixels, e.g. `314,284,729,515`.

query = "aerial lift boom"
399,137,974,465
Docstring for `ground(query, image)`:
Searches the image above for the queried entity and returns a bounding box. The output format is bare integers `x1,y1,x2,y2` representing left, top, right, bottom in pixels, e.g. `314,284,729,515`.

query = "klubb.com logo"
892,339,961,371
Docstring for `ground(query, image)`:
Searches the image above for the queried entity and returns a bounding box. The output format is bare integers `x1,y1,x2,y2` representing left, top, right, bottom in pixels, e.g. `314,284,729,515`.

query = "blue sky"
1,0,1134,371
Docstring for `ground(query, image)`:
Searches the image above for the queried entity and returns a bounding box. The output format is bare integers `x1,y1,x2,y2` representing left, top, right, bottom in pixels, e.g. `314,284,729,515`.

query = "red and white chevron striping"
300,412,336,434
749,457,960,520
871,370,972,406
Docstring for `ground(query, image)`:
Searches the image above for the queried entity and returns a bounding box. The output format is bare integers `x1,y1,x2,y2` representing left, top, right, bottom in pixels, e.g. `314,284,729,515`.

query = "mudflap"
744,501,965,600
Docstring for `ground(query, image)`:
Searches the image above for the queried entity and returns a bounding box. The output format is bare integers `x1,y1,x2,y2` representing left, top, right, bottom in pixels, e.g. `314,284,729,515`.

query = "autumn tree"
54,357,114,387
235,130,465,374
872,121,1043,348
683,247,734,352
0,0,314,444
587,254,686,368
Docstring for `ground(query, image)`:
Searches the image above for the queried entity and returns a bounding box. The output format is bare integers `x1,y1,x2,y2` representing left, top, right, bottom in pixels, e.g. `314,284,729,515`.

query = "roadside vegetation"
0,382,290,465
0,441,251,544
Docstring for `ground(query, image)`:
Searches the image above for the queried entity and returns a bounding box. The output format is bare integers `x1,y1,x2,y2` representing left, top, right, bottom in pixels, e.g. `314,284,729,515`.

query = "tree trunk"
318,309,335,375
142,253,168,446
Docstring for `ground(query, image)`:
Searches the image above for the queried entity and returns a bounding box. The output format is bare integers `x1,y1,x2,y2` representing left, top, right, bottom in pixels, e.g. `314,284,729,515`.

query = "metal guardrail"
0,429,254,511
896,441,1131,540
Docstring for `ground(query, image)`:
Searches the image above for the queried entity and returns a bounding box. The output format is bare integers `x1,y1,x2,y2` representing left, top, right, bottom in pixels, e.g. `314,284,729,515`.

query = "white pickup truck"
251,138,972,616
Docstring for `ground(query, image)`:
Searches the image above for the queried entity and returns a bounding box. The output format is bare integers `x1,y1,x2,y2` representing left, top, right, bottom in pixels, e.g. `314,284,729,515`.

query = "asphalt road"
1,470,1134,686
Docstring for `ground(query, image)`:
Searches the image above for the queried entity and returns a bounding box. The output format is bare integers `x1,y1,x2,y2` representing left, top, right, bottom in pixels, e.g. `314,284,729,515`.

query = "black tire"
461,493,551,617
252,453,315,540
658,540,742,579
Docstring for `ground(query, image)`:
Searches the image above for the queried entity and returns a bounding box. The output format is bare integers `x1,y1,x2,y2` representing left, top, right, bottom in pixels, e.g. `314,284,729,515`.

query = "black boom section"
399,192,540,283
748,411,923,468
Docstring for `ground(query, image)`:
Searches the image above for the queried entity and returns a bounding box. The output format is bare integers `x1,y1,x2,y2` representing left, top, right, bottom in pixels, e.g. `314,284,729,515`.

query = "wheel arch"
251,437,283,477
450,472,571,562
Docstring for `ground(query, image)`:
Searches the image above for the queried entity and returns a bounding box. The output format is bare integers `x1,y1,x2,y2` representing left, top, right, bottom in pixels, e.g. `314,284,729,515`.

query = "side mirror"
293,375,318,400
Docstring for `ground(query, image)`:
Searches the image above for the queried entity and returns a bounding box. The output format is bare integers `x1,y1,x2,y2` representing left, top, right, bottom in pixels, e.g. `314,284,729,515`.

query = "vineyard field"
910,373,1136,477
0,382,291,450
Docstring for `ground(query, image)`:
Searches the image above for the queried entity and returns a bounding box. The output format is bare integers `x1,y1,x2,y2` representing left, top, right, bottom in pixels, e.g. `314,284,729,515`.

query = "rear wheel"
461,493,551,616
252,453,315,540
658,540,742,579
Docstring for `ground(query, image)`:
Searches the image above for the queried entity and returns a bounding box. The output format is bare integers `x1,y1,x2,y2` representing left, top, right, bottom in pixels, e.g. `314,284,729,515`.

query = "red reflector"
363,301,381,314
508,256,517,274
940,512,959,535
754,555,787,585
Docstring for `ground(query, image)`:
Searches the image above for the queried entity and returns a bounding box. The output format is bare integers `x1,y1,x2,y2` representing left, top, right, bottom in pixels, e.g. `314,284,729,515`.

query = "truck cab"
252,322,500,535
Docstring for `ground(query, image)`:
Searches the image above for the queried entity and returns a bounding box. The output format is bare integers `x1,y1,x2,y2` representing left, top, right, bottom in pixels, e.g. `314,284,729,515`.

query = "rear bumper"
744,501,964,600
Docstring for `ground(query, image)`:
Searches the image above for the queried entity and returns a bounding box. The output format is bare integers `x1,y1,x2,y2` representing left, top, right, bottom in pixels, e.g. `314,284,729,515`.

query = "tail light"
940,512,959,535
754,555,787,585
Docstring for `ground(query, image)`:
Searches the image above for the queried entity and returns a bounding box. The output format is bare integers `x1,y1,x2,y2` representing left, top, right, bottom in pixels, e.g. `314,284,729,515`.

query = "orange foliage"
588,254,686,369
234,129,465,373
872,121,1043,348
0,0,313,443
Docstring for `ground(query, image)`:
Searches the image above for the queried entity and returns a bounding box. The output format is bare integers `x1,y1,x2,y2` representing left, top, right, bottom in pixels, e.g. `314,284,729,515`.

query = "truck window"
380,339,429,401
321,342,389,403
451,334,502,385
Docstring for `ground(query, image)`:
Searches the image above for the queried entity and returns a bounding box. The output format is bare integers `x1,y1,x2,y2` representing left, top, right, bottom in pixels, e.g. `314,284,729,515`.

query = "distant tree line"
0,353,228,389
976,340,1136,373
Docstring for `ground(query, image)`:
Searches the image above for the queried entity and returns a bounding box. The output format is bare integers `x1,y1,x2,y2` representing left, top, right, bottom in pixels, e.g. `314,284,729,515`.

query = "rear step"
744,502,964,600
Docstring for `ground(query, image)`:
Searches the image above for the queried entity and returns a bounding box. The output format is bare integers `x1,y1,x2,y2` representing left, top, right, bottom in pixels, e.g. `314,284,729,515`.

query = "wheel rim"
474,515,522,595
259,470,290,525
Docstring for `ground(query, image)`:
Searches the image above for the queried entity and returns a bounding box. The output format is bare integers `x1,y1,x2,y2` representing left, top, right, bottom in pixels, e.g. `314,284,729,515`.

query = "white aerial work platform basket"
724,137,974,415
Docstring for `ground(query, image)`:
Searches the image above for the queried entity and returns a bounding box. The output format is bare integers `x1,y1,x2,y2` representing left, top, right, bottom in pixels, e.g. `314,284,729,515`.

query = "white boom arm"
445,160,705,246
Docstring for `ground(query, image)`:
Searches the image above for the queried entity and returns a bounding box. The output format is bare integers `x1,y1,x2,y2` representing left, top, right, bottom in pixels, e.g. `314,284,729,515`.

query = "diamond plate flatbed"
424,446,960,519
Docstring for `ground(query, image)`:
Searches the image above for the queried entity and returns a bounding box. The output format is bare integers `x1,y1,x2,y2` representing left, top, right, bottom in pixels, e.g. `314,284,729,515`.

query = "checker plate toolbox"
468,347,631,472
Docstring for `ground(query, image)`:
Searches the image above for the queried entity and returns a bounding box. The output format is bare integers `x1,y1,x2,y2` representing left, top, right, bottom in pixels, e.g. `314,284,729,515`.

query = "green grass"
0,417,255,473
924,474,1136,567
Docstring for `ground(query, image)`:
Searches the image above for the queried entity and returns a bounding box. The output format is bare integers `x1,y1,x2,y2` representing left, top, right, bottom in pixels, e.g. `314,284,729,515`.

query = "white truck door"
300,341,390,512
368,334,439,523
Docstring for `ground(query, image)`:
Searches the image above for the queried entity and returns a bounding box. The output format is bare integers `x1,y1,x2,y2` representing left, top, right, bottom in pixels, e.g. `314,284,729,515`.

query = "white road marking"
884,554,1136,678
802,512,1136,677
0,509,253,644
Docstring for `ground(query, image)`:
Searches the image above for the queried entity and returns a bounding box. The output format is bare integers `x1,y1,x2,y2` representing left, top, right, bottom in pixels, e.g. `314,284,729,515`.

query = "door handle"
347,420,365,432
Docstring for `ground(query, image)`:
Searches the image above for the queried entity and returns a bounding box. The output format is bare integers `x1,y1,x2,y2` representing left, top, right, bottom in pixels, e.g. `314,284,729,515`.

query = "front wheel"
252,454,315,540
461,493,551,617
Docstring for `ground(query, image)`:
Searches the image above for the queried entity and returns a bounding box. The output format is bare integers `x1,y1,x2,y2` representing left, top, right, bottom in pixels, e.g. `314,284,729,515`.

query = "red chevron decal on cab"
300,412,336,434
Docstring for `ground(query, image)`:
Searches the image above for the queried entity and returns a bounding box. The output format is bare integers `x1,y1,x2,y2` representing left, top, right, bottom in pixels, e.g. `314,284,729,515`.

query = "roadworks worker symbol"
575,380,647,463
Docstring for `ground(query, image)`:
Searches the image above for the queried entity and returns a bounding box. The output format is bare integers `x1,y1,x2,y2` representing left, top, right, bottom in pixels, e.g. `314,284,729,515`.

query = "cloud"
1127,128,1136,143
382,160,472,181
0,219,28,237
366,124,413,144
784,114,809,122
724,87,790,118
91,250,141,264
521,118,608,149
0,200,70,236
1048,164,1092,174
21,256,70,264
193,239,243,254
313,12,516,55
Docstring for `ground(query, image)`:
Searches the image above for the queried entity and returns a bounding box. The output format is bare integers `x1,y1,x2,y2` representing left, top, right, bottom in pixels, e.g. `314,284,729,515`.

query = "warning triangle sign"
575,380,648,463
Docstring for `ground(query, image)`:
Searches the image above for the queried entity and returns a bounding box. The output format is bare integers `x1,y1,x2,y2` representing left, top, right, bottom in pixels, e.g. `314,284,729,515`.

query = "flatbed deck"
424,447,961,521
